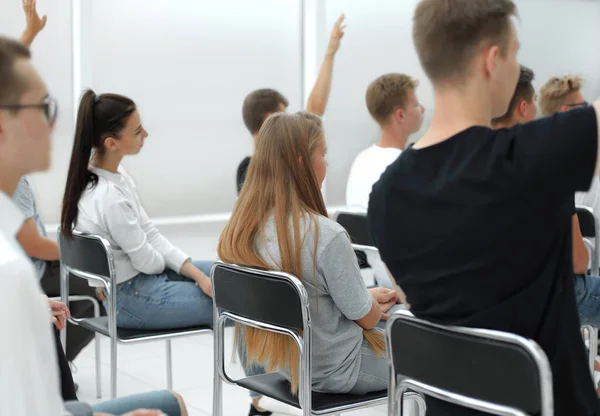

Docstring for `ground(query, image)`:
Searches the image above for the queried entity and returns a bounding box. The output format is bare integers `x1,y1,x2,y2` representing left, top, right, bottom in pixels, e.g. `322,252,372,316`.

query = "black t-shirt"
368,108,599,415
236,156,251,194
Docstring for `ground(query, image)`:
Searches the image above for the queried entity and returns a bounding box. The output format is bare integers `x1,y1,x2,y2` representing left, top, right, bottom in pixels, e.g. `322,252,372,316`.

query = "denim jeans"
91,390,182,415
574,274,600,327
105,260,214,330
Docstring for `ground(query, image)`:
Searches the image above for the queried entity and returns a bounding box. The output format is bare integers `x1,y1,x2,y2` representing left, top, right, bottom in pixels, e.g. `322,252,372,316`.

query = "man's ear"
518,100,528,118
393,108,404,124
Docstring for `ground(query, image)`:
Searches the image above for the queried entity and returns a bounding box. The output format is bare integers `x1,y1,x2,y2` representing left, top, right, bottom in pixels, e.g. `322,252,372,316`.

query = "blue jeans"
105,260,214,330
91,390,182,415
574,274,600,327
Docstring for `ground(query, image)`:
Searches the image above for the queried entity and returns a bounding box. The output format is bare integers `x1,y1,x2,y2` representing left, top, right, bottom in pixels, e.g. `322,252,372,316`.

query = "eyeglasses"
0,96,59,125
565,101,589,109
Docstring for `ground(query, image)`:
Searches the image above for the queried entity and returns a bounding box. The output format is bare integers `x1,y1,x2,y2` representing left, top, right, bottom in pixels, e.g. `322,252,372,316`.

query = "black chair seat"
77,317,211,341
236,372,386,412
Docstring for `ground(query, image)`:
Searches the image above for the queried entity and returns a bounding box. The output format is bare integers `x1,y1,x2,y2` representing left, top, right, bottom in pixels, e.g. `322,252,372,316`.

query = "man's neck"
413,84,493,149
0,166,23,197
377,127,408,151
492,118,517,129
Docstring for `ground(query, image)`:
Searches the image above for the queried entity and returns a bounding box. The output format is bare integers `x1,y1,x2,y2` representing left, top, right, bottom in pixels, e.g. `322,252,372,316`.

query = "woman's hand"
180,260,213,297
368,287,397,319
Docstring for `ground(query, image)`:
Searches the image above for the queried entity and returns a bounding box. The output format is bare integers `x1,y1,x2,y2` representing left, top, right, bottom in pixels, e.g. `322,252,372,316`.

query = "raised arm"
19,0,47,47
305,14,346,116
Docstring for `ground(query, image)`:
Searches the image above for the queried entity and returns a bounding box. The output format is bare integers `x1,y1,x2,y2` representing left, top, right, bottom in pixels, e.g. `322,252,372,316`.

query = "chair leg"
590,327,598,376
166,339,173,390
110,335,117,399
212,358,223,416
94,333,102,399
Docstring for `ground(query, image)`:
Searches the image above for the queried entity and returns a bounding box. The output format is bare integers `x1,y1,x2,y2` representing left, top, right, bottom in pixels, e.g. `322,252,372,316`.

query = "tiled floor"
73,327,393,416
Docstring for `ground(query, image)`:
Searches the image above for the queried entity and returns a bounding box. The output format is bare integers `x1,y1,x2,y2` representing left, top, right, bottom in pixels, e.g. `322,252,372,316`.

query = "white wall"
0,0,74,225
322,0,600,206
2,0,600,221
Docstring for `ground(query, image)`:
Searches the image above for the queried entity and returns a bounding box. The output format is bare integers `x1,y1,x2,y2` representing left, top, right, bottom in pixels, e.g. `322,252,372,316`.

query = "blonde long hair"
217,112,385,394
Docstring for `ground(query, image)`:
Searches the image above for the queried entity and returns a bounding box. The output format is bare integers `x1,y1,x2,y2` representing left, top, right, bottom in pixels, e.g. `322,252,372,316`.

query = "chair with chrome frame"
334,210,380,288
58,229,212,399
386,310,553,416
211,262,425,416
575,205,600,376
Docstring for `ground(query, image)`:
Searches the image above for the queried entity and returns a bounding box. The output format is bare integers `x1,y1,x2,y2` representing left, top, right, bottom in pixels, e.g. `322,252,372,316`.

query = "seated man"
346,73,424,209
0,32,185,416
237,14,346,194
14,175,104,361
16,0,103,363
368,0,600,414
345,74,424,290
540,75,600,217
539,74,600,328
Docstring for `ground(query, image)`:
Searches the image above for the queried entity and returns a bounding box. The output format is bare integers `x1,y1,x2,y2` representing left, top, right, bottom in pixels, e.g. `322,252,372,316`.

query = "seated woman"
218,112,401,395
60,90,213,330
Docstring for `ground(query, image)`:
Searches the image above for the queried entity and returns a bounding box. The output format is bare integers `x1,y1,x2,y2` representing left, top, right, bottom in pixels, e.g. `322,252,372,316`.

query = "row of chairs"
58,225,555,415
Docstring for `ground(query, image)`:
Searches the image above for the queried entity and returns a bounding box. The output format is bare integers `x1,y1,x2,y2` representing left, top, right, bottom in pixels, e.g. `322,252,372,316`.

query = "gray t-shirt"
257,214,373,393
13,177,47,279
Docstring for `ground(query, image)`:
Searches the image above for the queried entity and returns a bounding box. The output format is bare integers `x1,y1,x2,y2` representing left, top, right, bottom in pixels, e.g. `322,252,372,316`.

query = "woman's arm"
102,201,166,275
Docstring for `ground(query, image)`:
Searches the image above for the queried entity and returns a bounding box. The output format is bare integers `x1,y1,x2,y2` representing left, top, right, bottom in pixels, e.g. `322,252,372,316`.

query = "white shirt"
0,191,67,416
346,145,402,209
77,166,189,285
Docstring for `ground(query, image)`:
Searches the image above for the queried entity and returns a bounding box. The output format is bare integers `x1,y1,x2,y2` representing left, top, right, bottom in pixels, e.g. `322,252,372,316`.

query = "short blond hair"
539,75,585,116
366,73,419,125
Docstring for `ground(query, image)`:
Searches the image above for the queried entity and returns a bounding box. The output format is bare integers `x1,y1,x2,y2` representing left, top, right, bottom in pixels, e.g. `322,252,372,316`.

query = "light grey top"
257,213,373,393
13,176,47,279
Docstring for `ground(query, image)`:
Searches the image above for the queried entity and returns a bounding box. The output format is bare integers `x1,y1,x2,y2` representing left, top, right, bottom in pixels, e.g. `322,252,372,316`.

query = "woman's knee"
170,391,188,416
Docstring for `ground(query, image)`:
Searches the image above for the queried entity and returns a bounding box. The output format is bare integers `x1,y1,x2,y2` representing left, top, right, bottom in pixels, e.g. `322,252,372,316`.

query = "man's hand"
47,297,71,331
20,0,47,47
326,14,346,57
23,0,47,34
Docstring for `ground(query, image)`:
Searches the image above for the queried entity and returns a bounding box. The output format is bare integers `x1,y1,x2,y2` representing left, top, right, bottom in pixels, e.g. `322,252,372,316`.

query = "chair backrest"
386,311,552,415
576,205,597,238
334,210,375,248
57,229,114,283
211,262,309,330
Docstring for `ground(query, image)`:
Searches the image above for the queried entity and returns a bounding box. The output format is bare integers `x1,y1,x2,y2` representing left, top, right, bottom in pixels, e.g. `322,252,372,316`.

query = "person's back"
368,1,600,414
346,73,423,209
346,145,401,208
257,213,373,392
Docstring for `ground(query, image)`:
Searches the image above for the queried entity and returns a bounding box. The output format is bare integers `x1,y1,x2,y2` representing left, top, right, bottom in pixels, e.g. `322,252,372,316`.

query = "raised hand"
326,14,346,57
23,0,47,35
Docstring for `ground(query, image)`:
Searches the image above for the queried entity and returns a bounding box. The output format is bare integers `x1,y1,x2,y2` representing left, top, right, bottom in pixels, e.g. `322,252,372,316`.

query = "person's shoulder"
14,176,33,199
315,215,348,243
238,156,251,170
0,234,37,285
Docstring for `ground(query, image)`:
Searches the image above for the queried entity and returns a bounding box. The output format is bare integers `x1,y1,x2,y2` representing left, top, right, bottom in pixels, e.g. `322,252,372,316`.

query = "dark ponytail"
61,89,136,237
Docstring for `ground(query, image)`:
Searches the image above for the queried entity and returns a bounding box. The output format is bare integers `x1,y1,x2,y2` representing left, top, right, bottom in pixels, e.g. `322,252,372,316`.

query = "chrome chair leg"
166,339,173,390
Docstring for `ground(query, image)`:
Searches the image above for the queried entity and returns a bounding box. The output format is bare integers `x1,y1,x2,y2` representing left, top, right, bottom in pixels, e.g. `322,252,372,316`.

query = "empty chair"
386,310,553,416
211,262,424,416
334,210,385,288
58,229,212,398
